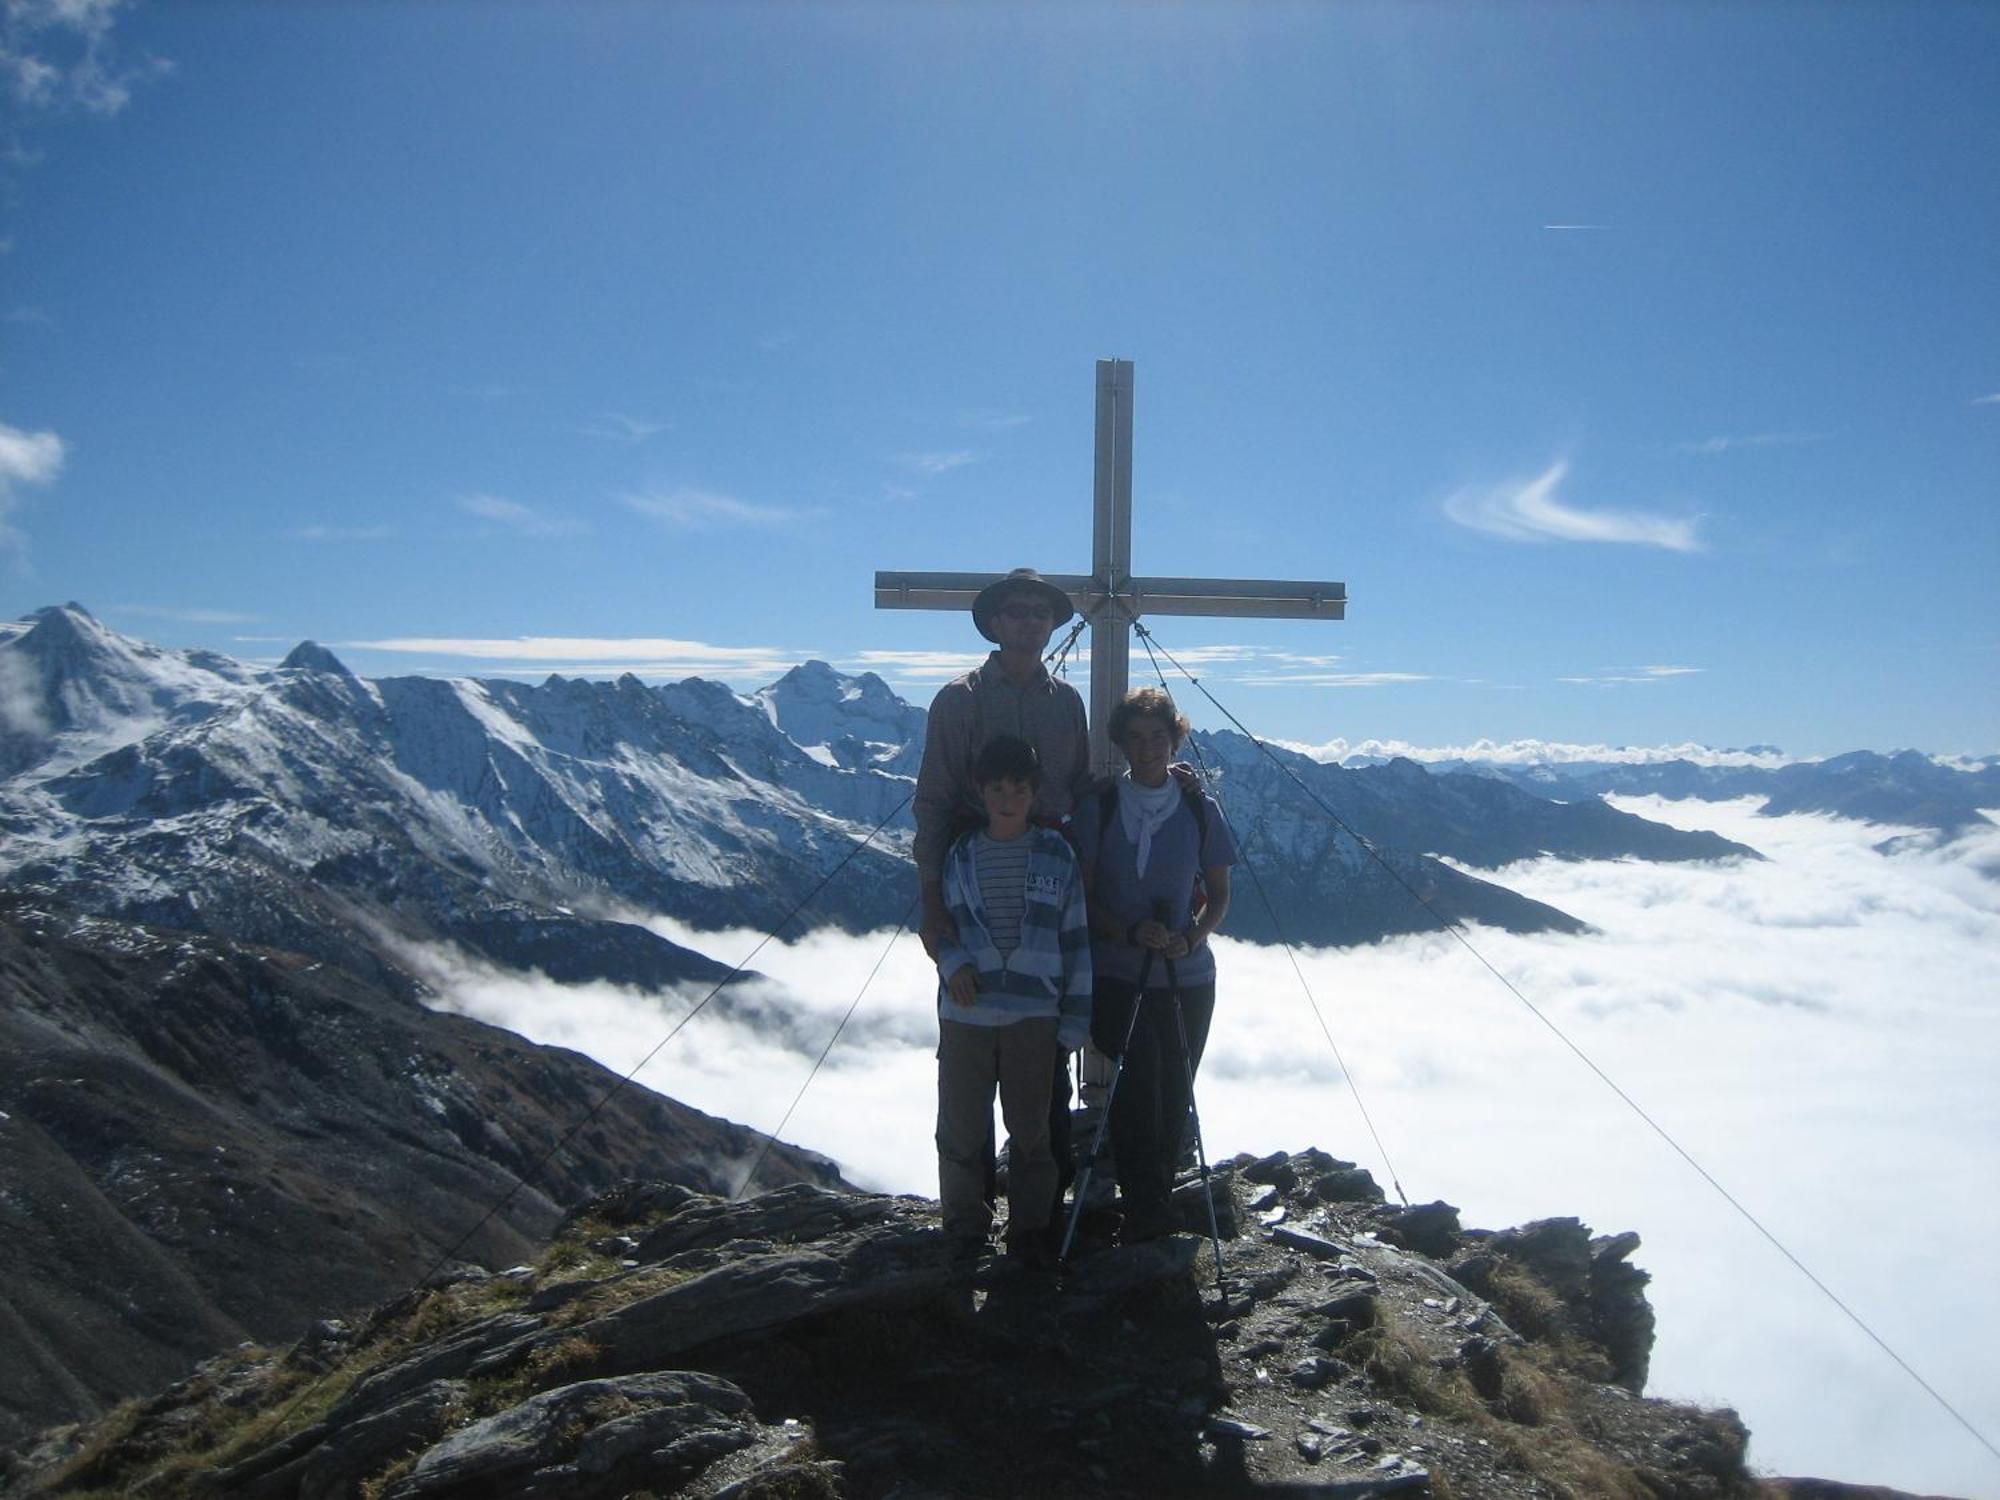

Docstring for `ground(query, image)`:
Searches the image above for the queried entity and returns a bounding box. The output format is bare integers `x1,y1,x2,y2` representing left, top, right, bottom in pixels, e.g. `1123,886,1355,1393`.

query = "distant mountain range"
0,604,1796,975
1452,752,1999,836
1321,744,1999,837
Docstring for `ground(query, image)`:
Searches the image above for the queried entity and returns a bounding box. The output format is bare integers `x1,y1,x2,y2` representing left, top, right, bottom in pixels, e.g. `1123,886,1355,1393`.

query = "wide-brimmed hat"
972,568,1076,644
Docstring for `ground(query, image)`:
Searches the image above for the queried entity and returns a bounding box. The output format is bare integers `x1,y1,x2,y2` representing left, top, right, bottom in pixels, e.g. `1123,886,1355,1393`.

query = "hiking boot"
947,1232,990,1264
1004,1229,1057,1270
1118,1205,1178,1246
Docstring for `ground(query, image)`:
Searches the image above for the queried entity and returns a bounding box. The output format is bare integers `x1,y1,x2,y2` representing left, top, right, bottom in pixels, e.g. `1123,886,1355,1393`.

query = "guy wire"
1045,614,1088,678
1133,628,1410,1207
732,898,918,1199
1134,620,2000,1466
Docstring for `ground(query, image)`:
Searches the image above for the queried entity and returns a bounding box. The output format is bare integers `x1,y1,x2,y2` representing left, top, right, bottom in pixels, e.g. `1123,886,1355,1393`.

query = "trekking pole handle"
1151,897,1186,968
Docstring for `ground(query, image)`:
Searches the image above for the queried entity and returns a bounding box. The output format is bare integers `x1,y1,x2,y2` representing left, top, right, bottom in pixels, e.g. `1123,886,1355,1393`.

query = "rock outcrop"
5,1155,1823,1500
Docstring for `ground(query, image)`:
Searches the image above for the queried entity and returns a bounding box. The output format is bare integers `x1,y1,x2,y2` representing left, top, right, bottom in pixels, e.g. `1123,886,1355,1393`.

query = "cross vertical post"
874,358,1346,765
1087,359,1135,773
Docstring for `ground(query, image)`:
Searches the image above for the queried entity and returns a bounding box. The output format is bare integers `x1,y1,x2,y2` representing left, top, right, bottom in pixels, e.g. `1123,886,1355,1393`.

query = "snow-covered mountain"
0,605,1778,979
753,659,926,776
0,602,264,779
0,606,913,987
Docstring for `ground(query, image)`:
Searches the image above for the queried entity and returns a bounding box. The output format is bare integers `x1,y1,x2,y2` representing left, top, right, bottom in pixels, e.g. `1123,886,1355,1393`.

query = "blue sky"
3,0,1996,756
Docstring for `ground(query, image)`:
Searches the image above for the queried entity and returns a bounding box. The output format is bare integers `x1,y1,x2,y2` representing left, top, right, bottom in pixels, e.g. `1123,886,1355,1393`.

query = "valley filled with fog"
419,795,2000,1498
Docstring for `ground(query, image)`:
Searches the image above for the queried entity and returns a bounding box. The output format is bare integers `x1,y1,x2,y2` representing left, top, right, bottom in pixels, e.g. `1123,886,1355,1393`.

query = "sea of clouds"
417,796,2000,1499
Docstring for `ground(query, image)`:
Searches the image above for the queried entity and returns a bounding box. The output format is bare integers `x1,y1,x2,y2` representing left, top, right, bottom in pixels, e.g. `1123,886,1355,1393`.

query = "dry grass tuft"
1355,1304,1660,1500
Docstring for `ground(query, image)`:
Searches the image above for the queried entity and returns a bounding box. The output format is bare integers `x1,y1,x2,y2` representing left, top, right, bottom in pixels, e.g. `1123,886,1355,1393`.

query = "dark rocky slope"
0,901,839,1451
5,1154,1959,1499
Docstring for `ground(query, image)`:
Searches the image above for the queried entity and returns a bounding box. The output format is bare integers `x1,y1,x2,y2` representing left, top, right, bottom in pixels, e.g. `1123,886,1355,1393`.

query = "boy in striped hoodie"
933,735,1092,1266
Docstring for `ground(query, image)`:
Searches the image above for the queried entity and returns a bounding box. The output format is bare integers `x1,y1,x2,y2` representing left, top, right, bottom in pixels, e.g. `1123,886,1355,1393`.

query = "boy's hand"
946,966,980,1008
1133,918,1172,950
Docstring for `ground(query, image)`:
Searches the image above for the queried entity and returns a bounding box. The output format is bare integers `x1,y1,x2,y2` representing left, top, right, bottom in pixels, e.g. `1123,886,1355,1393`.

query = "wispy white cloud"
1674,431,1832,456
848,642,1413,691
1150,645,1261,667
1443,460,1702,553
341,634,806,681
1,0,167,117
0,643,48,735
1974,393,2000,407
4,305,53,328
0,420,63,490
1560,665,1705,688
449,381,514,402
1140,644,1426,690
579,412,666,443
0,419,64,553
958,410,1032,432
1542,223,1607,231
621,486,814,531
847,649,993,685
757,330,797,352
111,604,259,625
894,450,978,477
294,523,395,543
1239,670,1432,689
457,493,585,537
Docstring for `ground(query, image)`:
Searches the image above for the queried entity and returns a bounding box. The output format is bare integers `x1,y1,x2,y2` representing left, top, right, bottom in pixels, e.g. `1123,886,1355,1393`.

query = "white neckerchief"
1117,772,1180,878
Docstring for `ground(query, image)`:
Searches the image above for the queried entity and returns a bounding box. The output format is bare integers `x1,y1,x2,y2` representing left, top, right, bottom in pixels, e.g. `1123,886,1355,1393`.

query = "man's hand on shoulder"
919,891,960,961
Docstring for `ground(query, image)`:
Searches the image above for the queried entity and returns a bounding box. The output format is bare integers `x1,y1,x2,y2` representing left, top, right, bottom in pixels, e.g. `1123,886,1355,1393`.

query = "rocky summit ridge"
3,1154,1961,1500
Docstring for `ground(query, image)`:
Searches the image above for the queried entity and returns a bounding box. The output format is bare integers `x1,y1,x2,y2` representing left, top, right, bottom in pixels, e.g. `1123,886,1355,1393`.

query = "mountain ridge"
0,896,841,1450
0,605,1785,984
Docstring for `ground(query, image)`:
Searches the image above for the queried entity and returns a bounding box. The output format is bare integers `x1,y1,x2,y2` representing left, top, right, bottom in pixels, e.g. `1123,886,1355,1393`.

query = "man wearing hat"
914,567,1094,959
914,569,1094,1244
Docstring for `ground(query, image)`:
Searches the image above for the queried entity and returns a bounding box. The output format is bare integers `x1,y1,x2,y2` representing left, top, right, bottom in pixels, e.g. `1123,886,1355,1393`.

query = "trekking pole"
1164,949,1227,1297
1058,945,1156,1266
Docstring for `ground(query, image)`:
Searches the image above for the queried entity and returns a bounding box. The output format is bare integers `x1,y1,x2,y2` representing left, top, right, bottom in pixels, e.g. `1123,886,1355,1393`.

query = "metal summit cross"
874,358,1346,770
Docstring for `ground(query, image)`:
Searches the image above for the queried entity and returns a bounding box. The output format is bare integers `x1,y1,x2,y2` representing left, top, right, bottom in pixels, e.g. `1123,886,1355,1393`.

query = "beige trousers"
936,1015,1059,1242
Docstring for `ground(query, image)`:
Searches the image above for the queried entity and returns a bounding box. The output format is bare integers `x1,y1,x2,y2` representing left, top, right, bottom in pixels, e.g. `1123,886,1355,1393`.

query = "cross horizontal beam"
873,571,1346,620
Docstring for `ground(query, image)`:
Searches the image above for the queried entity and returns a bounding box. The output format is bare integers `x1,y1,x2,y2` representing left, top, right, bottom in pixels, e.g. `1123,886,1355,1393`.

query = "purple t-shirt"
1074,784,1237,985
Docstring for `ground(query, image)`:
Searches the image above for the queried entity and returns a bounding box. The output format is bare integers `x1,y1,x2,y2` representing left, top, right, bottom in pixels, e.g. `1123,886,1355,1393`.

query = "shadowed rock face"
0,901,841,1451
11,1160,1866,1500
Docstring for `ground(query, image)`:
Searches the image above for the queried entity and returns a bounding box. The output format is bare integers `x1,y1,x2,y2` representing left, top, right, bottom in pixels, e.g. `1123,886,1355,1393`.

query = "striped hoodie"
934,825,1093,1052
